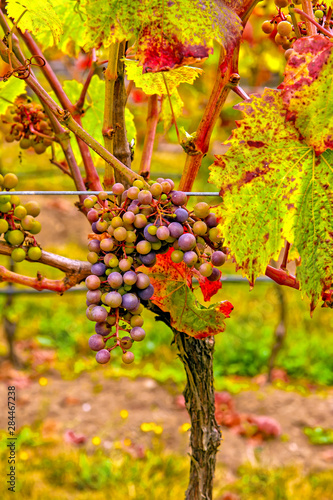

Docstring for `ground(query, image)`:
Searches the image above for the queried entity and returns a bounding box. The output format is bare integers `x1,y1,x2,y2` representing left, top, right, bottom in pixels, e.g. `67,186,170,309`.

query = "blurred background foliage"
1,1,333,498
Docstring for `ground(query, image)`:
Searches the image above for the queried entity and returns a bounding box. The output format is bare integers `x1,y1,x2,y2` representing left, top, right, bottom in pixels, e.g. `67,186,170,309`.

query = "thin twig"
162,73,180,143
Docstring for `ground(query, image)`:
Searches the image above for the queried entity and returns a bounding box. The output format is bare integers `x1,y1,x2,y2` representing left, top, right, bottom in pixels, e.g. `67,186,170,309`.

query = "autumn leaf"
209,88,333,306
138,250,232,339
279,36,333,154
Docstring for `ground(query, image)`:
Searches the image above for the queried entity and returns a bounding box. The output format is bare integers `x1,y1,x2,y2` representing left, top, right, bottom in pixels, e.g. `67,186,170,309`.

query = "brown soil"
1,374,332,473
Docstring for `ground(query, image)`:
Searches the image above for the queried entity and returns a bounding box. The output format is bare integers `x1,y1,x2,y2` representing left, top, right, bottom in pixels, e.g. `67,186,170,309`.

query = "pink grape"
104,291,122,307
168,222,184,238
88,239,100,252
171,191,187,206
107,272,123,288
136,273,150,289
112,183,125,195
138,190,153,204
123,271,137,285
86,275,101,290
130,327,146,341
89,334,105,351
96,349,111,364
183,251,198,267
90,306,108,322
122,351,135,364
156,226,170,240
178,233,196,251
95,322,111,336
86,290,102,304
87,209,99,223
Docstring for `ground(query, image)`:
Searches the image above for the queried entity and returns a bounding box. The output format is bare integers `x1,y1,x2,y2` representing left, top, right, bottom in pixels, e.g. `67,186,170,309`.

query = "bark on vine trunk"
148,304,221,499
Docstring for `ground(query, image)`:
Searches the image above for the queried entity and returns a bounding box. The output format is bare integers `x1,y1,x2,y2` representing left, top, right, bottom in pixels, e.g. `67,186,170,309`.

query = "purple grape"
207,267,221,282
104,291,122,307
86,304,97,320
123,271,138,285
168,222,184,238
86,299,92,307
88,239,101,252
171,191,187,206
139,252,156,267
122,293,140,311
86,289,102,304
89,334,105,351
136,273,150,289
137,284,154,300
183,251,198,267
211,251,226,267
130,327,146,341
120,336,133,350
91,222,102,234
95,322,112,336
90,306,108,322
144,224,159,243
175,208,188,223
178,233,196,251
205,213,217,228
85,275,101,290
107,272,123,288
96,349,110,364
91,262,106,276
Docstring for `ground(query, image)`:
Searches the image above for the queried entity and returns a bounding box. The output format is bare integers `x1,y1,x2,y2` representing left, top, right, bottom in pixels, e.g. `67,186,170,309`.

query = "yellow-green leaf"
0,79,26,114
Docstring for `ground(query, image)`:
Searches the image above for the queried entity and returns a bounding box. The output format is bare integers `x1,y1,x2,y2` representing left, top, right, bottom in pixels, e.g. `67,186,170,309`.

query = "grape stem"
139,94,160,178
288,6,302,38
293,8,333,37
0,265,82,292
75,49,97,112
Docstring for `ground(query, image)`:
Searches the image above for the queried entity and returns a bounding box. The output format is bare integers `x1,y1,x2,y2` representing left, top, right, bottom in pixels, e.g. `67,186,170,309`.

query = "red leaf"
217,300,234,318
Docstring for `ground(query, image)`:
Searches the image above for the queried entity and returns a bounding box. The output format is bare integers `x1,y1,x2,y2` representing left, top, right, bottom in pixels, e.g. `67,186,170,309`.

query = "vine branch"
139,94,159,178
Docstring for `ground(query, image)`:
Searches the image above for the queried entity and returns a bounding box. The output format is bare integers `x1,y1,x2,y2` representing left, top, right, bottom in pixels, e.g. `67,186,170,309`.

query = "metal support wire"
7,191,221,196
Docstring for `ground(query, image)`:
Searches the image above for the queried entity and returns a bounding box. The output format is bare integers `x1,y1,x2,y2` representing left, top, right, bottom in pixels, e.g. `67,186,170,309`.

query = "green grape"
24,201,40,217
84,196,97,209
133,179,144,189
7,229,25,246
29,220,42,234
208,227,222,242
10,195,20,206
125,231,136,243
0,202,12,213
151,241,162,250
0,174,3,185
19,138,32,149
147,225,157,236
124,284,132,291
171,250,184,263
130,315,144,327
33,142,47,155
14,205,27,219
136,240,152,254
199,262,213,277
5,134,15,143
160,194,168,201
11,247,26,262
124,245,135,254
111,216,123,228
150,183,163,198
0,194,11,204
0,219,9,233
3,173,18,189
315,10,324,18
27,246,42,261
87,252,99,264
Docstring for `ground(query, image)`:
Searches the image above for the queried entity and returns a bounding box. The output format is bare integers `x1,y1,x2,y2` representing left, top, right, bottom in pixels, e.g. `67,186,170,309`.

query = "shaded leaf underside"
209,89,333,305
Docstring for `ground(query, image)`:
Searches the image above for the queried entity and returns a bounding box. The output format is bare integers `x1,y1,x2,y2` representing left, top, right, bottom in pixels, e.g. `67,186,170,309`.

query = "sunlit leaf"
279,36,333,155
160,90,184,129
0,79,26,114
125,60,202,96
6,0,63,44
209,89,333,306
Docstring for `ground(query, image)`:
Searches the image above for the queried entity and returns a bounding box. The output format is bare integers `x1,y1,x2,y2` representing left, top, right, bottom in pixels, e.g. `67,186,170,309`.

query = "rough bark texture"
113,41,132,186
149,304,221,500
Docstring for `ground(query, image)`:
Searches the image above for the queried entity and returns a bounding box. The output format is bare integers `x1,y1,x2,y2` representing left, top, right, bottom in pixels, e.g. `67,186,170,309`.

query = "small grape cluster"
1,100,54,155
85,178,226,365
0,173,42,262
261,2,332,59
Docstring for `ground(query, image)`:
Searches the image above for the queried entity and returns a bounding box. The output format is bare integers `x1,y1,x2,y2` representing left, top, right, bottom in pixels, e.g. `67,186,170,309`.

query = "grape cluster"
0,173,42,261
261,1,332,59
85,178,226,365
1,100,53,155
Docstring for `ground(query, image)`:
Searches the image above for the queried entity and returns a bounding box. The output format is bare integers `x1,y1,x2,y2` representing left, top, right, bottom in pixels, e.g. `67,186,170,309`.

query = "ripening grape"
171,191,187,206
111,216,123,228
25,201,40,217
193,221,207,236
193,202,210,219
21,215,34,231
85,275,101,290
127,186,140,200
96,219,108,232
137,284,154,300
178,233,196,251
91,262,106,276
3,173,18,189
119,258,132,272
112,183,125,195
123,271,137,285
285,48,294,60
277,21,292,37
87,289,102,304
261,20,274,34
274,0,288,7
120,337,133,350
168,222,184,238
130,327,146,341
19,138,31,149
207,268,221,282
130,315,144,327
171,250,184,263
204,213,217,228
29,220,41,235
275,33,287,45
150,183,163,198
134,214,148,228
88,239,100,252
183,251,198,267
123,211,135,224
89,334,105,351
87,252,99,264
136,273,150,289
90,306,108,322
114,227,127,241
107,272,123,288
156,226,170,240
95,322,111,336
136,240,152,255
199,262,213,277
28,246,42,261
208,227,222,242
96,349,111,364
122,351,135,364
138,190,153,205
100,238,115,252
14,205,27,219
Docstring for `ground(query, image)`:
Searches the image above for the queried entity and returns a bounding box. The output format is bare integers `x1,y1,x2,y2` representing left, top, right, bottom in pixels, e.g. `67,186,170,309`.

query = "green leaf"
125,60,202,96
209,89,333,305
279,36,333,154
160,90,184,129
6,0,63,44
30,0,86,55
139,250,233,338
0,79,26,114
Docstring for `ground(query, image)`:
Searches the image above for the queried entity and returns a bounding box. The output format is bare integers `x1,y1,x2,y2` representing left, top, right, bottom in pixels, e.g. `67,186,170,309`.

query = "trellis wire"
8,191,221,196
